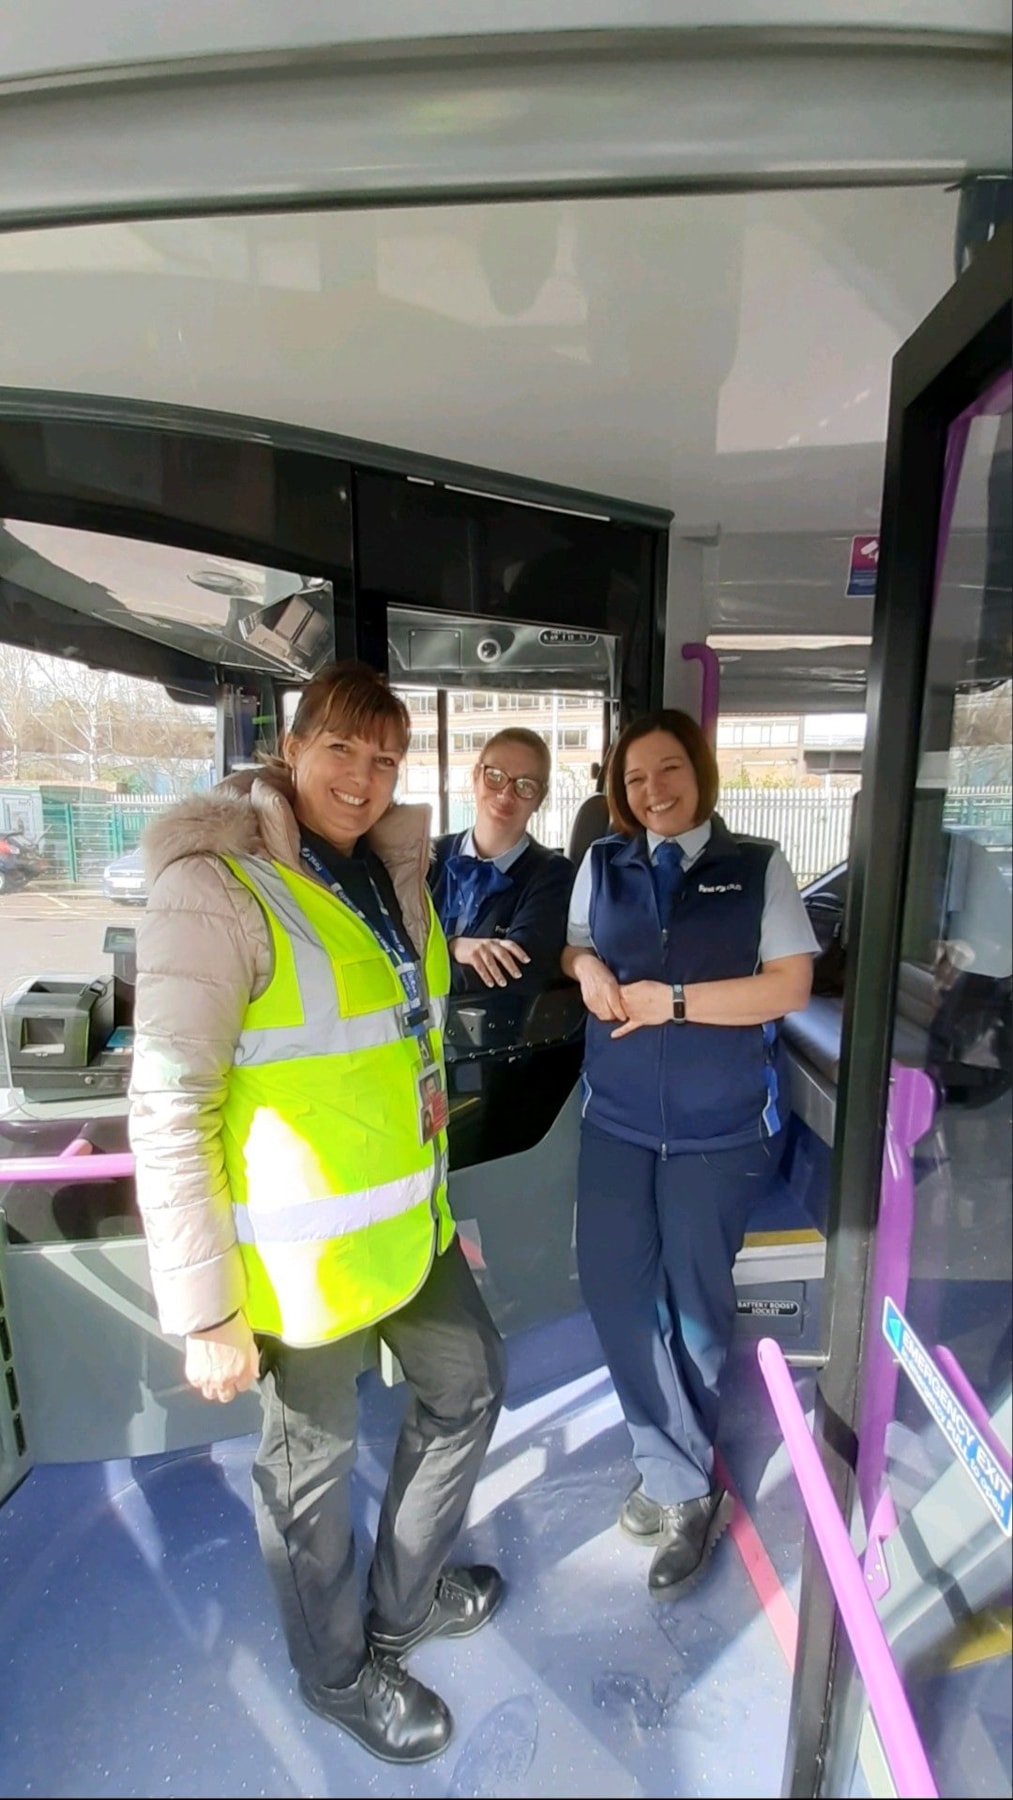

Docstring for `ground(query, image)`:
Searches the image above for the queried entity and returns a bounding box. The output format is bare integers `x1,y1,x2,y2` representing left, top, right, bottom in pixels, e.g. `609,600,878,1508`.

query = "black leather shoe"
618,1482,667,1545
299,1651,452,1763
648,1486,735,1600
367,1564,504,1656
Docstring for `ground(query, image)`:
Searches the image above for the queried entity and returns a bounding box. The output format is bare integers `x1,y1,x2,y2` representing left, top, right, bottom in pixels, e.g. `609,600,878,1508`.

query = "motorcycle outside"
0,833,48,896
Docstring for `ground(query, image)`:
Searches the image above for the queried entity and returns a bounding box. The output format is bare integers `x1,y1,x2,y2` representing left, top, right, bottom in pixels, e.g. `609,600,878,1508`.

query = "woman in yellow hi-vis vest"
129,663,505,1765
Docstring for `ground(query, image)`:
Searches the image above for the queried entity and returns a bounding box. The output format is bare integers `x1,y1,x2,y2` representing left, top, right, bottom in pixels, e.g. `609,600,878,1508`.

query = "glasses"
479,765,545,803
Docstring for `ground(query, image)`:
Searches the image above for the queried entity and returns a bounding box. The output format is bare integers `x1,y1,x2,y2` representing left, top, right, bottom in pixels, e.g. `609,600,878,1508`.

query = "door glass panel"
396,684,440,817
390,683,606,1336
849,378,1012,1798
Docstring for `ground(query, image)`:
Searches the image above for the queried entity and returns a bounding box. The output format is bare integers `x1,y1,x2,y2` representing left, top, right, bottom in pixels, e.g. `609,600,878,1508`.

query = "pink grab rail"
0,1138,135,1182
757,1336,938,1800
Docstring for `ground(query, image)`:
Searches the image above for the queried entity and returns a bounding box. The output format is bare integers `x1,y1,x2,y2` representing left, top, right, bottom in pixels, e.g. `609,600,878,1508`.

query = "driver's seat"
566,792,611,868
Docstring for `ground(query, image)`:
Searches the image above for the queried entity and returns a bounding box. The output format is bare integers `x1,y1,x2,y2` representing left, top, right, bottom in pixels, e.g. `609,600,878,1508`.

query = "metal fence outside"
39,794,175,885
717,787,856,886
942,783,1012,845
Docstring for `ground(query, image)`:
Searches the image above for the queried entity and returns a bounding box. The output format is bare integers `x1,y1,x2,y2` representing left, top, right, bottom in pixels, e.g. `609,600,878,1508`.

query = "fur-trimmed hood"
141,763,435,949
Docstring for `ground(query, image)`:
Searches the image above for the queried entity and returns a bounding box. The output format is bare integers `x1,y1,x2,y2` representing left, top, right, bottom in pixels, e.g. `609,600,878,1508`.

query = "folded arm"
451,856,576,995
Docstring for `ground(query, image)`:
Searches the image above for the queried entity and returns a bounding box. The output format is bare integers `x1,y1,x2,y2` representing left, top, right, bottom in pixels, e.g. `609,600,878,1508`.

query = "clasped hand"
185,1312,260,1405
575,957,673,1037
610,979,674,1038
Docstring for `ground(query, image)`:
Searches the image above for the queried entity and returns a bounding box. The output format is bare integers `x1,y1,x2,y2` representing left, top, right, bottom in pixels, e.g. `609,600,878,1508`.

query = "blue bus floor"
0,1312,811,1800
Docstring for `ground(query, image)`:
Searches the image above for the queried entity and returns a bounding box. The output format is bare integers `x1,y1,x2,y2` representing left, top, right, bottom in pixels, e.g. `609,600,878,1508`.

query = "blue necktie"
440,854,513,935
652,839,685,922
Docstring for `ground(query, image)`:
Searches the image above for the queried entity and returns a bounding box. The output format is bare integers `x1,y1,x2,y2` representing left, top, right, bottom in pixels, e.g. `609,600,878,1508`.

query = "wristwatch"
671,983,687,1024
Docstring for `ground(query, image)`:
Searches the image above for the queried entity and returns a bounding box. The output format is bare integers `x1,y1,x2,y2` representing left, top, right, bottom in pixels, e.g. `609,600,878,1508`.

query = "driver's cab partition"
442,981,587,1332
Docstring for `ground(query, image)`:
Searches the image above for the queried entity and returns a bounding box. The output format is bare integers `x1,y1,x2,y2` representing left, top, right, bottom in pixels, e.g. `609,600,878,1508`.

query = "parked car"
0,832,48,895
102,844,148,904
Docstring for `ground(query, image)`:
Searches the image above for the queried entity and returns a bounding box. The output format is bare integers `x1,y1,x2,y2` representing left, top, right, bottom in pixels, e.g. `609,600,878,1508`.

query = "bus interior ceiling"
0,159,1010,1800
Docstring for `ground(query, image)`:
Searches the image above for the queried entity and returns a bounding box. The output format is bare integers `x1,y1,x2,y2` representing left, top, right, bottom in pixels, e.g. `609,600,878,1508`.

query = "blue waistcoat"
583,817,784,1153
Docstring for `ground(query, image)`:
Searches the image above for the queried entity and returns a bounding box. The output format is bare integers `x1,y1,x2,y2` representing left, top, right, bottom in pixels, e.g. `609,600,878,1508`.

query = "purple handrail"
680,642,720,746
856,1062,937,1533
933,1343,1013,1483
757,1336,938,1800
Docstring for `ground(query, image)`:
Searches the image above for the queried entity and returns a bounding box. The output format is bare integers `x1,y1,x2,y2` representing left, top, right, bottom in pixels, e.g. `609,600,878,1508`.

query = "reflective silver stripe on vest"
229,855,422,1067
433,1134,448,1197
233,1164,434,1244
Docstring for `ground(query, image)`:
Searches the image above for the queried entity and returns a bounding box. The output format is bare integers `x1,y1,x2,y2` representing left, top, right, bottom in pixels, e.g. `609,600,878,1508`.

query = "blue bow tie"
440,853,513,935
651,839,685,920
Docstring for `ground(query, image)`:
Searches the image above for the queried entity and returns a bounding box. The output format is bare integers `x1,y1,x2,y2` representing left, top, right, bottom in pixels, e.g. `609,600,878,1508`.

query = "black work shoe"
299,1651,452,1763
367,1564,504,1657
648,1486,735,1600
618,1482,667,1545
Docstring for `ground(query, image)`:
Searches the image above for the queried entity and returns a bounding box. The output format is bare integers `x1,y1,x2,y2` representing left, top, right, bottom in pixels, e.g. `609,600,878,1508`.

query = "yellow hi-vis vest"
219,853,454,1346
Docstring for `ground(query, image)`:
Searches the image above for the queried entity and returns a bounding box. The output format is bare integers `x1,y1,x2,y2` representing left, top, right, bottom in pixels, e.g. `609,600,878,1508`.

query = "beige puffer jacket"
128,765,435,1338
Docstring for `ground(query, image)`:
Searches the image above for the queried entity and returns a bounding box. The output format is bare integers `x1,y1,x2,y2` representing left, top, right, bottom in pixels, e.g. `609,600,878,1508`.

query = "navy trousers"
576,1120,785,1504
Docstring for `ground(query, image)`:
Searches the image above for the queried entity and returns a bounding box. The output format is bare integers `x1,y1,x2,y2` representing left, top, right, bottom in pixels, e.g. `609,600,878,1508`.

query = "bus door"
787,223,1011,1797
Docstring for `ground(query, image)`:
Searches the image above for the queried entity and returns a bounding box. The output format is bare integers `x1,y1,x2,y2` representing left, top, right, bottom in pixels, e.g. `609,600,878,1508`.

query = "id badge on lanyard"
398,957,431,1043
399,960,447,1142
417,1062,449,1144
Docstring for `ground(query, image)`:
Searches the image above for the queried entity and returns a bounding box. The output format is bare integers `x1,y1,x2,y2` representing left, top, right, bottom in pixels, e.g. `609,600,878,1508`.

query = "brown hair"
476,727,552,790
606,709,719,836
285,661,411,756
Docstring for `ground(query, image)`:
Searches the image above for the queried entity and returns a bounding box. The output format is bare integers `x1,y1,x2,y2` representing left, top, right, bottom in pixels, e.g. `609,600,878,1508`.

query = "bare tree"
0,650,213,790
0,642,38,780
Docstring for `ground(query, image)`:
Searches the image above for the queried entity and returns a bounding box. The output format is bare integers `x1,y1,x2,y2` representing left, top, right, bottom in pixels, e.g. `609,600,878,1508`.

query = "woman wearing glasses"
430,729,575,997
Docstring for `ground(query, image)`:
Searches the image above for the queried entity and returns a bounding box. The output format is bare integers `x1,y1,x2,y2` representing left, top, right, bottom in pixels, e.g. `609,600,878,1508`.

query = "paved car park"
0,888,137,996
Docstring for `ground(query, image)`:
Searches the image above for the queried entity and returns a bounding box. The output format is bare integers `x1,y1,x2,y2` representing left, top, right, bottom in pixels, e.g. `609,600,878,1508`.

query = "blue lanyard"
299,843,430,1039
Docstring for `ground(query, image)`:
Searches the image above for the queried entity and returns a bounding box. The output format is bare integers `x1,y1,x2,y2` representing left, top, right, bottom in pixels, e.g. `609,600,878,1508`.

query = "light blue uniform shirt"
566,819,820,963
456,828,531,876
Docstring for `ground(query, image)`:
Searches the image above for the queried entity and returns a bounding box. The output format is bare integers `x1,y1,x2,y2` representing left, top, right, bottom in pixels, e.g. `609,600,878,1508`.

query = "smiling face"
471,735,548,857
284,719,403,852
621,728,701,838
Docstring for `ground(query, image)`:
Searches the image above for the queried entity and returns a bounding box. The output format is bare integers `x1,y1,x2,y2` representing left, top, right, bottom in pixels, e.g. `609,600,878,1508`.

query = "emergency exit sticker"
846,534,879,599
883,1297,1012,1536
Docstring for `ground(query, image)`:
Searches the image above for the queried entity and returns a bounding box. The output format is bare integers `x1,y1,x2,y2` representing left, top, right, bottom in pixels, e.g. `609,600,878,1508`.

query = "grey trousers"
251,1239,506,1688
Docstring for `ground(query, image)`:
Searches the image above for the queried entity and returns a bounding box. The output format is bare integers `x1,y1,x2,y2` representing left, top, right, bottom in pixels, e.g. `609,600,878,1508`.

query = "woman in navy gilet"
561,709,817,1600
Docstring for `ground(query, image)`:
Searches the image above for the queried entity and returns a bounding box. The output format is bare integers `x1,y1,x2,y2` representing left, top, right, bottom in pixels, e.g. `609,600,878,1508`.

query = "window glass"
0,646,215,1244
717,710,864,887
848,390,1012,1800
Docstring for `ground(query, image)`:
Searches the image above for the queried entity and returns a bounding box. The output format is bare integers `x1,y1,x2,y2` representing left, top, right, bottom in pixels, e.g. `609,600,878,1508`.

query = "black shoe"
648,1486,735,1600
618,1482,667,1545
298,1651,452,1763
367,1564,505,1657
